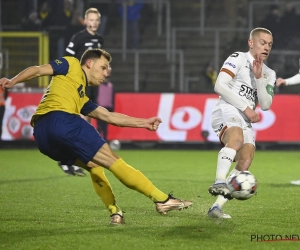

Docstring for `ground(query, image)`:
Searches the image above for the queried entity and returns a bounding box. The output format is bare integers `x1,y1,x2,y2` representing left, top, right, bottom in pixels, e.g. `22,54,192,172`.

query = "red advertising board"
2,92,300,142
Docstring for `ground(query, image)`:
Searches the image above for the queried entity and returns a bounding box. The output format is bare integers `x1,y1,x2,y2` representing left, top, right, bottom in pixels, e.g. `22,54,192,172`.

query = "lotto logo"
111,93,277,142
156,94,275,142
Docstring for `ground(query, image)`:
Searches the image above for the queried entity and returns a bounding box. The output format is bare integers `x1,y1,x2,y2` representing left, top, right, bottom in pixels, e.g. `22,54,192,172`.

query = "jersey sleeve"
256,69,276,110
49,58,69,76
65,34,80,56
214,71,249,111
220,52,244,78
80,100,98,116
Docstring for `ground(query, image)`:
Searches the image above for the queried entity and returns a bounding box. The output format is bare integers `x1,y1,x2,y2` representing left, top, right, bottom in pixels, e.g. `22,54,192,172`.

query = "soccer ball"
226,171,257,200
109,140,121,150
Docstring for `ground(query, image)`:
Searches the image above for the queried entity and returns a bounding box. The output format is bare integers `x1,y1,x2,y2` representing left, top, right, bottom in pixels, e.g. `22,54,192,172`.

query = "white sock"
210,168,240,210
61,165,69,171
226,168,241,183
211,195,228,209
73,165,80,170
215,147,236,184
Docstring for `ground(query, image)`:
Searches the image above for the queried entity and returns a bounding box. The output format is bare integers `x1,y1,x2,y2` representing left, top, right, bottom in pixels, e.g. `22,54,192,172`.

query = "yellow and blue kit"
32,57,105,165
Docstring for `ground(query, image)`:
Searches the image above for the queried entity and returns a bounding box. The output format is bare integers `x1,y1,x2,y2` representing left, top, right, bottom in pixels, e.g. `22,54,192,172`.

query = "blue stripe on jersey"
81,100,98,116
49,58,69,76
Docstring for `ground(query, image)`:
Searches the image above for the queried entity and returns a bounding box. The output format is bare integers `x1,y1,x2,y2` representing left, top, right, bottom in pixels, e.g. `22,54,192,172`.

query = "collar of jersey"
246,51,255,63
82,69,88,87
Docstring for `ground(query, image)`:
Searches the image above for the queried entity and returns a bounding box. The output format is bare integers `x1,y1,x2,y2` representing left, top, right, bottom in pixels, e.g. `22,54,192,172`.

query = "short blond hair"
85,8,101,19
249,27,272,39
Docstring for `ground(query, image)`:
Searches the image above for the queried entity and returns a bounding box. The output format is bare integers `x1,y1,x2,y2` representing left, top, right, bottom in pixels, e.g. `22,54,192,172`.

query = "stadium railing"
0,32,49,87
108,48,184,92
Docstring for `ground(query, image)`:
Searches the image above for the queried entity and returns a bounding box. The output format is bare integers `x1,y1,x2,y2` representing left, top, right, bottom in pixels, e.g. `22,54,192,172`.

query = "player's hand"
276,78,286,86
146,117,162,131
252,55,263,79
243,107,260,123
0,78,13,89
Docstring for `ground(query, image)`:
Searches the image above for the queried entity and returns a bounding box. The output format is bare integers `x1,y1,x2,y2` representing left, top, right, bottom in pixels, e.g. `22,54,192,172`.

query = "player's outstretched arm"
276,73,300,86
0,64,53,89
89,106,162,131
276,78,286,86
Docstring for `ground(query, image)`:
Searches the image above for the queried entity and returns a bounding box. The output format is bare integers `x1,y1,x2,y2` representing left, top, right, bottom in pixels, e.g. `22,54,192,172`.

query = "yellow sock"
109,158,168,202
90,167,121,214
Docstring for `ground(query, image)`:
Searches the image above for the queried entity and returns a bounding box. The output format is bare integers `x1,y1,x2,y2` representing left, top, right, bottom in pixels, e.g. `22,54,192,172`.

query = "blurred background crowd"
1,0,300,94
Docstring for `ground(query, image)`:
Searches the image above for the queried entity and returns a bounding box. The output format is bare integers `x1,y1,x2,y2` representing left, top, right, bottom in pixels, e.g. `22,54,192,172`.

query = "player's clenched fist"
146,117,162,131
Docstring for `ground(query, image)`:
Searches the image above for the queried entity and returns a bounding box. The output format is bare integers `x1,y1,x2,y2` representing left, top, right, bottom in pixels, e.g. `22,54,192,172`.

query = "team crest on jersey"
263,73,268,80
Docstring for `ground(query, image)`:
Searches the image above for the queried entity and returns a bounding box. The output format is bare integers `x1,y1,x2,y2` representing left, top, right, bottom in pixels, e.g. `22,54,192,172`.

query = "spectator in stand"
97,66,114,141
260,5,282,48
22,0,36,25
118,0,145,49
37,0,53,31
21,11,42,31
203,62,217,86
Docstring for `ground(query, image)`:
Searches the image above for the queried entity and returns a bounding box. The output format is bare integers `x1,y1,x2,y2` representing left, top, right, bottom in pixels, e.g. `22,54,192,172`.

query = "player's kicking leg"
83,144,192,218
109,157,193,215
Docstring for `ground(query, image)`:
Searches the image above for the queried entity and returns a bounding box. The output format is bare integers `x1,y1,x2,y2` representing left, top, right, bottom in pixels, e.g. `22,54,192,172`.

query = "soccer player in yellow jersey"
0,48,192,225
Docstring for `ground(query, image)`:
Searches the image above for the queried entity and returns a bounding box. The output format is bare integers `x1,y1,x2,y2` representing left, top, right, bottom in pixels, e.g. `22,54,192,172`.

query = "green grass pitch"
1,149,300,250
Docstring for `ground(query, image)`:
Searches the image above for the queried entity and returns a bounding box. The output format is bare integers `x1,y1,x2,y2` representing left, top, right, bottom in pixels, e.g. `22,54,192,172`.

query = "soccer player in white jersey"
276,71,300,186
207,27,276,218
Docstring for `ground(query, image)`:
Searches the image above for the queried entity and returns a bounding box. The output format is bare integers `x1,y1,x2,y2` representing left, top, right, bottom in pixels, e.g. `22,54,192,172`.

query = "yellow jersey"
31,56,98,126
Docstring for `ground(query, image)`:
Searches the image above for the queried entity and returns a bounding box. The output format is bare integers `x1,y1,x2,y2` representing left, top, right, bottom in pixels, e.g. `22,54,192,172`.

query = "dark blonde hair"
84,8,101,18
80,48,112,65
249,27,272,39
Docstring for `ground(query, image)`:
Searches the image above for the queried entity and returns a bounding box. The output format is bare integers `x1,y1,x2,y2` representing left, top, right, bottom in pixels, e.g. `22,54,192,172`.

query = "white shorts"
211,101,255,146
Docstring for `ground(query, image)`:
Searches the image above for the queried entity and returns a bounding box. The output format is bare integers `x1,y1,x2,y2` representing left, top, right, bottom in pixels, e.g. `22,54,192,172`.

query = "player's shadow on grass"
0,176,70,185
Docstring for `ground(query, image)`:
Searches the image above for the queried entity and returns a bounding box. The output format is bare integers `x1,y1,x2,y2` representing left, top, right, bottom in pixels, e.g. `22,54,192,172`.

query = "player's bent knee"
92,144,120,168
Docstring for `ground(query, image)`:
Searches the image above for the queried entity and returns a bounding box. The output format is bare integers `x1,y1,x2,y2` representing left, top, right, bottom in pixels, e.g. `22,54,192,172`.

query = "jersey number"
230,52,239,58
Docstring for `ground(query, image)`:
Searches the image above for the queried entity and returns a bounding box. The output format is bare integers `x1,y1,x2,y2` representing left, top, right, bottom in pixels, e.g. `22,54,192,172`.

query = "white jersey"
219,51,276,110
